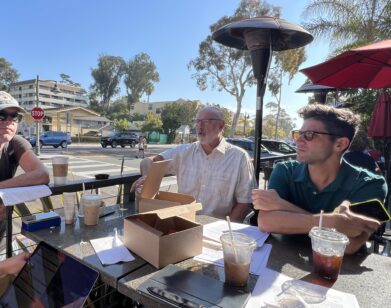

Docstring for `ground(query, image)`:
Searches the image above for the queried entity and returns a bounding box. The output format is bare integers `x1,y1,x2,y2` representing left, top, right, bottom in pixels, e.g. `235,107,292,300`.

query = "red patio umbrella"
368,90,391,139
300,39,391,89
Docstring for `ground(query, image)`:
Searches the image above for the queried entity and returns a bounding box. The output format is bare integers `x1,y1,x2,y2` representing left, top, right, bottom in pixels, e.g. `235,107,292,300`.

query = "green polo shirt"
268,160,388,214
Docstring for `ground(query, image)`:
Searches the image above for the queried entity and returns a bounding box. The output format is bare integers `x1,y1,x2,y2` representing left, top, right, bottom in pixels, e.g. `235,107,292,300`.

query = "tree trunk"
230,92,244,137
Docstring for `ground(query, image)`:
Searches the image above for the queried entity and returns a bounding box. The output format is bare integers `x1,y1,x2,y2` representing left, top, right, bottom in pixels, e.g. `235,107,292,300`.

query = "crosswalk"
42,156,139,179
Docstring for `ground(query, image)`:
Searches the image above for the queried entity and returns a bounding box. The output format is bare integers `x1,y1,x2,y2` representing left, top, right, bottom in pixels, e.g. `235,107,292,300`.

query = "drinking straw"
319,210,324,230
120,155,125,176
82,182,86,195
226,216,238,262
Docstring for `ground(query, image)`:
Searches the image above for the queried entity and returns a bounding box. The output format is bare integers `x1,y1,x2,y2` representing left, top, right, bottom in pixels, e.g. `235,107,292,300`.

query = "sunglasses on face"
0,111,24,123
193,118,222,126
292,130,341,141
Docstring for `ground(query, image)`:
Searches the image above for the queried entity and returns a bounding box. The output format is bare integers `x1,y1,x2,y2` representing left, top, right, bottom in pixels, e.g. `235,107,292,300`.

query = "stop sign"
31,107,45,121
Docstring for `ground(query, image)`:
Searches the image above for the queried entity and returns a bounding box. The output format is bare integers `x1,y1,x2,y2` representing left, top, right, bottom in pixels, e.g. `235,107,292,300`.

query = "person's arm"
0,150,49,189
256,202,380,254
229,202,252,223
229,152,257,223
0,252,30,278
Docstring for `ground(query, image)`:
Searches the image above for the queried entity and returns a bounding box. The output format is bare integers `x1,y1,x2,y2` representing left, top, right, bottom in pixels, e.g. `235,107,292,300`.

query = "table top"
117,215,259,307
118,221,391,307
23,206,146,288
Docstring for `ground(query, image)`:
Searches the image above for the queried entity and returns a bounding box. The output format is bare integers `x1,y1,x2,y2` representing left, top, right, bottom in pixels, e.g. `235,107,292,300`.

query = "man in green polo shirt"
252,104,387,254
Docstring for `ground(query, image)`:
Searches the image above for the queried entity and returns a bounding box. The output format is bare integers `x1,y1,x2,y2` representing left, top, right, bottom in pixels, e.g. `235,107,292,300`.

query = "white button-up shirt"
160,138,257,219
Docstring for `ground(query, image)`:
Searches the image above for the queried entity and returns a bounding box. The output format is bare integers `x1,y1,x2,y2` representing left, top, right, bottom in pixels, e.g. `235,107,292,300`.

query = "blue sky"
1,0,330,127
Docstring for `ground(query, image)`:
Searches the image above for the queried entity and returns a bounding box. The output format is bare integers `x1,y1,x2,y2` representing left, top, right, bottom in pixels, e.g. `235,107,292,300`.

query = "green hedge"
71,136,100,143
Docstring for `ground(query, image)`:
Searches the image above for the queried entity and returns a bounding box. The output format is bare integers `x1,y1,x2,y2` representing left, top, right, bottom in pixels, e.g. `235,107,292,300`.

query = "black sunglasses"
0,111,24,123
292,130,341,141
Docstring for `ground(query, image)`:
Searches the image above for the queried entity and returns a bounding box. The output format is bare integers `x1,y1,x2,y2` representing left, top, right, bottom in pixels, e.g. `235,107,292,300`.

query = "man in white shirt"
131,106,256,222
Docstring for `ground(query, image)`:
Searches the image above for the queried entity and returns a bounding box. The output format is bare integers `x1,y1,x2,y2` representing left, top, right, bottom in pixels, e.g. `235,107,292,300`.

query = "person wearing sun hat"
0,90,49,186
0,91,49,293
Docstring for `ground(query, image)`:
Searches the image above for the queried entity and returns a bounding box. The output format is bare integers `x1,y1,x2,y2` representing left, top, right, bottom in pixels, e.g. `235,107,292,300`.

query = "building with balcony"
9,79,88,111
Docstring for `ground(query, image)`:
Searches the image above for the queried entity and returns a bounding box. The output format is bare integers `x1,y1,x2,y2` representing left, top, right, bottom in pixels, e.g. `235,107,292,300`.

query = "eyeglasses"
292,130,341,141
0,111,23,123
193,118,222,126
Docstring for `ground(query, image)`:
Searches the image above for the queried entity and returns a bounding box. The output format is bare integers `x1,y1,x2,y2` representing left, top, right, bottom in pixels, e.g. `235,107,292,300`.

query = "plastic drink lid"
309,227,349,244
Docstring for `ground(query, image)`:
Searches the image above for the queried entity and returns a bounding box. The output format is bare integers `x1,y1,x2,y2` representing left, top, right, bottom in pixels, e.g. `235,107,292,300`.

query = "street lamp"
35,76,62,156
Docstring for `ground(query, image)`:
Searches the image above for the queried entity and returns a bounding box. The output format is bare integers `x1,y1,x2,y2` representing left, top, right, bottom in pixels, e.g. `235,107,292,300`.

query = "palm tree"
302,0,391,49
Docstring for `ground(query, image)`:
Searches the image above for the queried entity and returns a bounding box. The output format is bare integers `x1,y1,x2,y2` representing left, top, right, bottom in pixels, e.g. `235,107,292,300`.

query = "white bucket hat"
0,91,26,113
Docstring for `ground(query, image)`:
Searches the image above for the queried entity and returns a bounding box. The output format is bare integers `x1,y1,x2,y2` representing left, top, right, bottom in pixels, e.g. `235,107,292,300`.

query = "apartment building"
130,98,201,115
9,79,88,111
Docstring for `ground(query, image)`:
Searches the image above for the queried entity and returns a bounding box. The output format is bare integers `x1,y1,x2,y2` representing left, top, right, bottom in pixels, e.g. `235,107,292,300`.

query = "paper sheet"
246,268,359,308
203,221,269,247
90,236,135,265
0,185,52,206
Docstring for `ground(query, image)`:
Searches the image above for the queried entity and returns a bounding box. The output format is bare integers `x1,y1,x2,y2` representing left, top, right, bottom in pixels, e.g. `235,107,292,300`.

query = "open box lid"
140,160,172,199
144,203,203,220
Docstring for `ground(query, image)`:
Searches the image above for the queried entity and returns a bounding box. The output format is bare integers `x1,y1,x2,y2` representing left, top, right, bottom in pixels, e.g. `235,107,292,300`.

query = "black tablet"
350,199,391,223
0,241,99,308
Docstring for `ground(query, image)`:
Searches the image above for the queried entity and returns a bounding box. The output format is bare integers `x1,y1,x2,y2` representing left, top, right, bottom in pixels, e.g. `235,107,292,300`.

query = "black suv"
100,132,139,148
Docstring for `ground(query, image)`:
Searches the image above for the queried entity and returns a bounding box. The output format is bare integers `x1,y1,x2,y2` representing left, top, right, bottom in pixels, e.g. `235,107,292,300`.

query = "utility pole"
35,75,40,156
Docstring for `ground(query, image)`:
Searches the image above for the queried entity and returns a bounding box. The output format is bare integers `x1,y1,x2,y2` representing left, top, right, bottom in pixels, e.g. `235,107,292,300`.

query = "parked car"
225,138,281,159
28,131,72,148
83,130,101,137
100,132,139,148
262,139,297,155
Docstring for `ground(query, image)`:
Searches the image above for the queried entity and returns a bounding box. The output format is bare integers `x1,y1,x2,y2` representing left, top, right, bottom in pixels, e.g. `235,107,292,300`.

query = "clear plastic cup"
309,227,349,280
62,192,75,225
220,232,256,287
52,156,69,185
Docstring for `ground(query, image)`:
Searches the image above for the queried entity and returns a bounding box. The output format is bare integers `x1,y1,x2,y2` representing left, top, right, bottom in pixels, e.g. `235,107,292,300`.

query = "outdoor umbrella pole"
250,48,272,183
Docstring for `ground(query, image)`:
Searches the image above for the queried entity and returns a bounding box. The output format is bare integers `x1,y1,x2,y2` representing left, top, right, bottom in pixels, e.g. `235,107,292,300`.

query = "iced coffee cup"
309,227,349,281
62,192,76,225
220,232,256,287
81,194,102,226
52,156,69,185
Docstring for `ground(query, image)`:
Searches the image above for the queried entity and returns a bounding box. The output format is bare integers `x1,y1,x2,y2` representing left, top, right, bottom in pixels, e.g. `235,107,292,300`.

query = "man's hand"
252,189,285,211
331,202,381,238
130,175,146,193
252,189,308,214
0,252,30,278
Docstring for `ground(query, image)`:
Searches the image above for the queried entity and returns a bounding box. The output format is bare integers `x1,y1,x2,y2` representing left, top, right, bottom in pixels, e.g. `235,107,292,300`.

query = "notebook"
0,241,99,307
138,264,251,308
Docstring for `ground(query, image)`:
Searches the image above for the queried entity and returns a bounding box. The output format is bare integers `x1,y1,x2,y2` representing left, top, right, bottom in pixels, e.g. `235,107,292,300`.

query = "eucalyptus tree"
0,57,19,91
188,0,281,136
91,55,126,110
123,53,159,111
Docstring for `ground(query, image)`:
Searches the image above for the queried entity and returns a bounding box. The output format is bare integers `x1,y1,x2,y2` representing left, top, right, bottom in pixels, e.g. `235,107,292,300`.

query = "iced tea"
312,250,343,280
224,259,251,287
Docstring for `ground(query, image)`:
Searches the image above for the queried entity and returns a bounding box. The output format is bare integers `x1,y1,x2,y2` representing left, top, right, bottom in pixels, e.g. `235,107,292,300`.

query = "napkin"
0,185,52,206
90,231,135,265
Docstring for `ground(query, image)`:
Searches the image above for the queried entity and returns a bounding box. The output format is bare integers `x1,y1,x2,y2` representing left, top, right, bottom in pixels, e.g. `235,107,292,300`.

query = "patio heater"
212,17,313,182
295,82,336,104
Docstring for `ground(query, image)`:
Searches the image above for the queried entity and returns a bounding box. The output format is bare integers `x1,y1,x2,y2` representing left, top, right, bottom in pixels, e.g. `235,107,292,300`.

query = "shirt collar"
195,137,227,155
292,160,354,192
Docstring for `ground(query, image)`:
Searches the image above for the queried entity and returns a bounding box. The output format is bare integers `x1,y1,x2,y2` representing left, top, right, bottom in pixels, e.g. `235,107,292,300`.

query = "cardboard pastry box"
139,160,198,221
124,203,203,268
